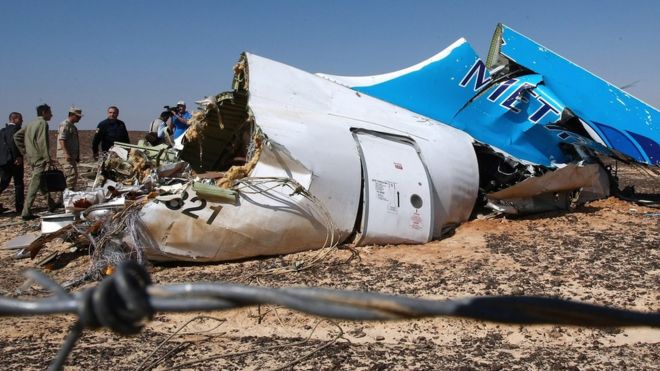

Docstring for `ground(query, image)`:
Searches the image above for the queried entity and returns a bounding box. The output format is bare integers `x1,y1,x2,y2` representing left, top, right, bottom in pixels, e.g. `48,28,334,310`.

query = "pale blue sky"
2,0,659,130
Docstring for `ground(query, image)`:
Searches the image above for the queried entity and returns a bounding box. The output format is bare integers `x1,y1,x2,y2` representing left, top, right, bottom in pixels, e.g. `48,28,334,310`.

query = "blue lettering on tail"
501,83,535,113
459,60,491,91
529,97,560,123
487,79,516,101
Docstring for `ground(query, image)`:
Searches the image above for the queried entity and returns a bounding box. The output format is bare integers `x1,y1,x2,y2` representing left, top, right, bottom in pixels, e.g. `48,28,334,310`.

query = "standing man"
13,104,59,220
92,106,130,160
147,111,173,146
57,107,82,191
171,101,192,139
0,112,25,214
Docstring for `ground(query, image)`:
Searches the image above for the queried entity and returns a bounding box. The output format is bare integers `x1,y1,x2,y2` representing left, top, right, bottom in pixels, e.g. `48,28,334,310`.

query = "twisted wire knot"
78,262,154,335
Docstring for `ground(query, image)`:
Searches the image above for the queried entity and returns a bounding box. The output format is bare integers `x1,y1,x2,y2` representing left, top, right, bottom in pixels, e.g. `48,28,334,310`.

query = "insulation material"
216,134,264,189
184,111,207,142
179,92,250,172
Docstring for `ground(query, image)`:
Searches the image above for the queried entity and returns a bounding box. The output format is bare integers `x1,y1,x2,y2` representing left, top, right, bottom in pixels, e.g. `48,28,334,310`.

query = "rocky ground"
0,131,658,370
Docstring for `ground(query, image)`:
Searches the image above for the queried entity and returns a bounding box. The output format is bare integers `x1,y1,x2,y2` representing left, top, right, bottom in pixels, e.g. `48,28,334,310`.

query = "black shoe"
22,214,39,221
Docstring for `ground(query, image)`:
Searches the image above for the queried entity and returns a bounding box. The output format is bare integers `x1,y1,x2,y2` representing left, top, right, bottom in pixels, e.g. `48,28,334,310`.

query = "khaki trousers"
58,159,78,191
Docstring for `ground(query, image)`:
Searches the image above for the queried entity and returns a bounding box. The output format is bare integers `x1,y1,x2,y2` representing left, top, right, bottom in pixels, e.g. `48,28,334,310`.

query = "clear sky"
3,0,659,130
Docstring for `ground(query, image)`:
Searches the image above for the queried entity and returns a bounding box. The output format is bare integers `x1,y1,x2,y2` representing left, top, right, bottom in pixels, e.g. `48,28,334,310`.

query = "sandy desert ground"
0,131,658,370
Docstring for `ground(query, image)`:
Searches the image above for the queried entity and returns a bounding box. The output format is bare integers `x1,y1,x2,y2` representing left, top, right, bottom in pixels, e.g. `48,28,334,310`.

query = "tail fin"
489,24,659,165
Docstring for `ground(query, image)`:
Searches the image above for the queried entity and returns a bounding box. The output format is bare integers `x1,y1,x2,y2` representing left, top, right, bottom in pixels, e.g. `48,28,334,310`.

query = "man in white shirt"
147,111,173,146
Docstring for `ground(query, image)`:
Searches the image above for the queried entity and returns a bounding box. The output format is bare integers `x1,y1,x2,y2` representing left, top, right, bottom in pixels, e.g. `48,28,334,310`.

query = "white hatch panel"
355,132,433,245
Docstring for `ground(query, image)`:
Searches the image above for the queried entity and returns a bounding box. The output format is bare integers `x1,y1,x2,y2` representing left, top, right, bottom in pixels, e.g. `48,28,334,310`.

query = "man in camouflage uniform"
57,107,82,190
13,104,59,220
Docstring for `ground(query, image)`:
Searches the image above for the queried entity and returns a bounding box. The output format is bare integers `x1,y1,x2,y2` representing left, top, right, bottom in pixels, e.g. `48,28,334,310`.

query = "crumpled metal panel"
485,163,610,215
491,24,659,165
142,143,326,262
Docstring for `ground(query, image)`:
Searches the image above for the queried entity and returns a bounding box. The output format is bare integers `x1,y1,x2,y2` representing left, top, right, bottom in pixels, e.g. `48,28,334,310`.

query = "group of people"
146,101,192,146
1,101,192,220
0,104,139,220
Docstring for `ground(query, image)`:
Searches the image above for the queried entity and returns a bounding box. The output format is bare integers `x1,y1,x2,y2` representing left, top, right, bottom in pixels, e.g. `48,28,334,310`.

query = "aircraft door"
354,131,433,245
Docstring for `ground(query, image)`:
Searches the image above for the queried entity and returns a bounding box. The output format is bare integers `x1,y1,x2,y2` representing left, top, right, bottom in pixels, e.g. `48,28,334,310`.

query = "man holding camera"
171,101,192,140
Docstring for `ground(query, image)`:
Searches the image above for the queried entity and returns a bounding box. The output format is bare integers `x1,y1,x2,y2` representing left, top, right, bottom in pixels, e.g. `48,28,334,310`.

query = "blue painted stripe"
593,122,645,162
626,131,660,165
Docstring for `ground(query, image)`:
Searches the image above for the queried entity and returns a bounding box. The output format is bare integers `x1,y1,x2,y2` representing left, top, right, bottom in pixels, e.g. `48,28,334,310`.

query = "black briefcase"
42,167,67,192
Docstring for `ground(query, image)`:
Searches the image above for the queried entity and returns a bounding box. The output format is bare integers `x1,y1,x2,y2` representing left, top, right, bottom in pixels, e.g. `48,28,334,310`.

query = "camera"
163,105,179,115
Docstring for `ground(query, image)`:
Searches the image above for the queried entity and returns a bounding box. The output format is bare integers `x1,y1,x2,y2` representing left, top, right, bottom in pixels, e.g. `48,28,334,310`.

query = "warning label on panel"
410,211,423,230
372,179,398,213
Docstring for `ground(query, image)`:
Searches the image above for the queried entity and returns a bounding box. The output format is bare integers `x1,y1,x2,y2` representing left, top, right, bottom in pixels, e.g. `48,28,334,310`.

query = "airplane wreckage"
9,24,659,272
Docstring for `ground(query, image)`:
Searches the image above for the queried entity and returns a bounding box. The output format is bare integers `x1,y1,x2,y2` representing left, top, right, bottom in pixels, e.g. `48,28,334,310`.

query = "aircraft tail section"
319,23,659,167
489,24,660,165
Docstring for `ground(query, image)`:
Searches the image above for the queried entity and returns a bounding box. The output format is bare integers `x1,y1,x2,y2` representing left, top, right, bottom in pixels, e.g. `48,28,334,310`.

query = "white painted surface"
317,38,467,87
142,181,331,262
141,52,480,262
246,52,479,238
355,132,433,245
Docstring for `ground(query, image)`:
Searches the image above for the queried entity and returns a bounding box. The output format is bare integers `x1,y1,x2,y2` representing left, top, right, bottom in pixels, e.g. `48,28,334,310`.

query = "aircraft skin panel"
487,163,605,199
485,163,610,215
452,74,569,165
592,121,646,162
142,184,331,262
318,39,485,126
320,38,468,88
496,24,660,165
317,42,574,166
246,52,479,236
626,131,660,164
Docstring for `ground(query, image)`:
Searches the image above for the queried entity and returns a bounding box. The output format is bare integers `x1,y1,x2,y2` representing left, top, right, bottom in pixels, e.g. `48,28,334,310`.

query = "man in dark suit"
0,112,25,214
92,105,130,160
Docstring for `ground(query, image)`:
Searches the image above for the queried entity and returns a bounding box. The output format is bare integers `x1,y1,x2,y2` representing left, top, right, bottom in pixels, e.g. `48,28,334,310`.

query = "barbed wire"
1,262,658,370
